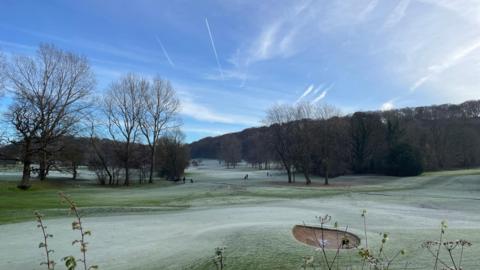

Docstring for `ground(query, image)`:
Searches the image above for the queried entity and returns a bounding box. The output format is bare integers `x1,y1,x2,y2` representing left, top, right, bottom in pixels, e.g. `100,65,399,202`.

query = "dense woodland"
190,100,480,184
0,44,190,189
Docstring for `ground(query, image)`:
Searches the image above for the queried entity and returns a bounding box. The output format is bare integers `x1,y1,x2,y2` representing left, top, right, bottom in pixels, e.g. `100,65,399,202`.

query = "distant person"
244,174,248,180
190,178,194,183
182,177,186,184
266,172,269,176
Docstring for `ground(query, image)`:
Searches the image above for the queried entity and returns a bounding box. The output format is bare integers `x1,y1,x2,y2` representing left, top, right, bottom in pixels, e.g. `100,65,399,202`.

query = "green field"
1,161,480,269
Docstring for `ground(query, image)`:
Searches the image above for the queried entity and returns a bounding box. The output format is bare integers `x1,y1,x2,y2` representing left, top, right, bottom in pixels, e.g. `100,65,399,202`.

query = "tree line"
190,100,480,185
0,44,189,189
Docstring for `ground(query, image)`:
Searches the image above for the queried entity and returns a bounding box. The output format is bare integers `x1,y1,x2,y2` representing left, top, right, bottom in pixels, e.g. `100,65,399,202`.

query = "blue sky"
1,0,480,142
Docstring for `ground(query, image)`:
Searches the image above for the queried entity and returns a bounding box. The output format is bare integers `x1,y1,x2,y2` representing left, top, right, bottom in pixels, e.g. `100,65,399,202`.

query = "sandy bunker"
292,225,360,249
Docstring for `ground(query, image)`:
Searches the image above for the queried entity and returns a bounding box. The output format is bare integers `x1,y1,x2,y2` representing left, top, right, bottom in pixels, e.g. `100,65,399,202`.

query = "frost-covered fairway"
1,161,480,269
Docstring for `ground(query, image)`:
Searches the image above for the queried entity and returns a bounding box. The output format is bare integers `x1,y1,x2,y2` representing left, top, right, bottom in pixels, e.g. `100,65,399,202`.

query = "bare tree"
87,121,116,185
289,104,316,184
265,103,342,185
266,103,317,184
6,101,42,189
219,136,242,168
264,104,296,183
139,77,179,183
289,103,341,185
56,136,87,180
4,44,94,186
312,104,343,185
104,74,145,185
244,131,273,169
350,112,385,173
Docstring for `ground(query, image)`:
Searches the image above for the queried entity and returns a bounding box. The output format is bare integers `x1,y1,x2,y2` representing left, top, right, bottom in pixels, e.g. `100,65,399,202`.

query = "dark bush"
385,143,423,176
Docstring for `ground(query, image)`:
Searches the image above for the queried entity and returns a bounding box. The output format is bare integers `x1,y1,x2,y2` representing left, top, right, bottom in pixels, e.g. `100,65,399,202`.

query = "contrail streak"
311,90,327,104
155,36,175,68
205,18,224,79
295,84,314,103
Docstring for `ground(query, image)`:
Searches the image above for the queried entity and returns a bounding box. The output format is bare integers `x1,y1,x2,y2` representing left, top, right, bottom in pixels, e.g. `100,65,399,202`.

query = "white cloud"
380,101,395,111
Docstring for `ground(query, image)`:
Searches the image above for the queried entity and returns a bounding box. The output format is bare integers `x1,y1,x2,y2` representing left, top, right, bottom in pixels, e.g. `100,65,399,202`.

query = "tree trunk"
286,166,292,183
72,162,77,180
148,145,155,184
39,152,47,181
46,163,51,176
124,141,130,186
18,140,32,190
281,158,292,183
304,171,311,185
124,165,130,186
324,161,329,185
18,160,32,189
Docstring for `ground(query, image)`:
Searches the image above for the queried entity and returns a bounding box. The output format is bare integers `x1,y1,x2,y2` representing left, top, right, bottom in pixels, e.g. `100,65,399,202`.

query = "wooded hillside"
189,100,480,181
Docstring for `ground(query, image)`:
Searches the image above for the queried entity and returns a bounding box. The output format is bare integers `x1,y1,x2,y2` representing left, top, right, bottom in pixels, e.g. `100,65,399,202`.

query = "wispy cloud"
410,37,480,91
0,39,36,53
234,2,314,67
410,76,429,91
358,0,379,22
250,23,280,63
155,36,175,68
205,18,224,79
180,98,258,126
0,25,164,64
418,0,480,25
183,127,236,136
204,68,254,86
383,0,411,29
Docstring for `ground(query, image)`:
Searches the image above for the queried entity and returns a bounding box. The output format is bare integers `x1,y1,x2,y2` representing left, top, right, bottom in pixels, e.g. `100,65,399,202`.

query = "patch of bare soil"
292,225,360,249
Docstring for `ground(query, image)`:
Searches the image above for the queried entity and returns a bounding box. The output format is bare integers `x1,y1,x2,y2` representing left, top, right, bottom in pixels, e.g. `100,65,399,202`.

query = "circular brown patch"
292,225,360,249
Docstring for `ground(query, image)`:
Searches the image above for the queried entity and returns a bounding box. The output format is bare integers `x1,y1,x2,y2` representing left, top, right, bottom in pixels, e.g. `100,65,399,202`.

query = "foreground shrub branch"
34,193,98,270
35,212,55,270
60,192,97,270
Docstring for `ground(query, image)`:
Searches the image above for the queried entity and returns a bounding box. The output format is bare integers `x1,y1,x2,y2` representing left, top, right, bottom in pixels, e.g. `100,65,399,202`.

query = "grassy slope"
0,169,436,224
1,163,480,269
